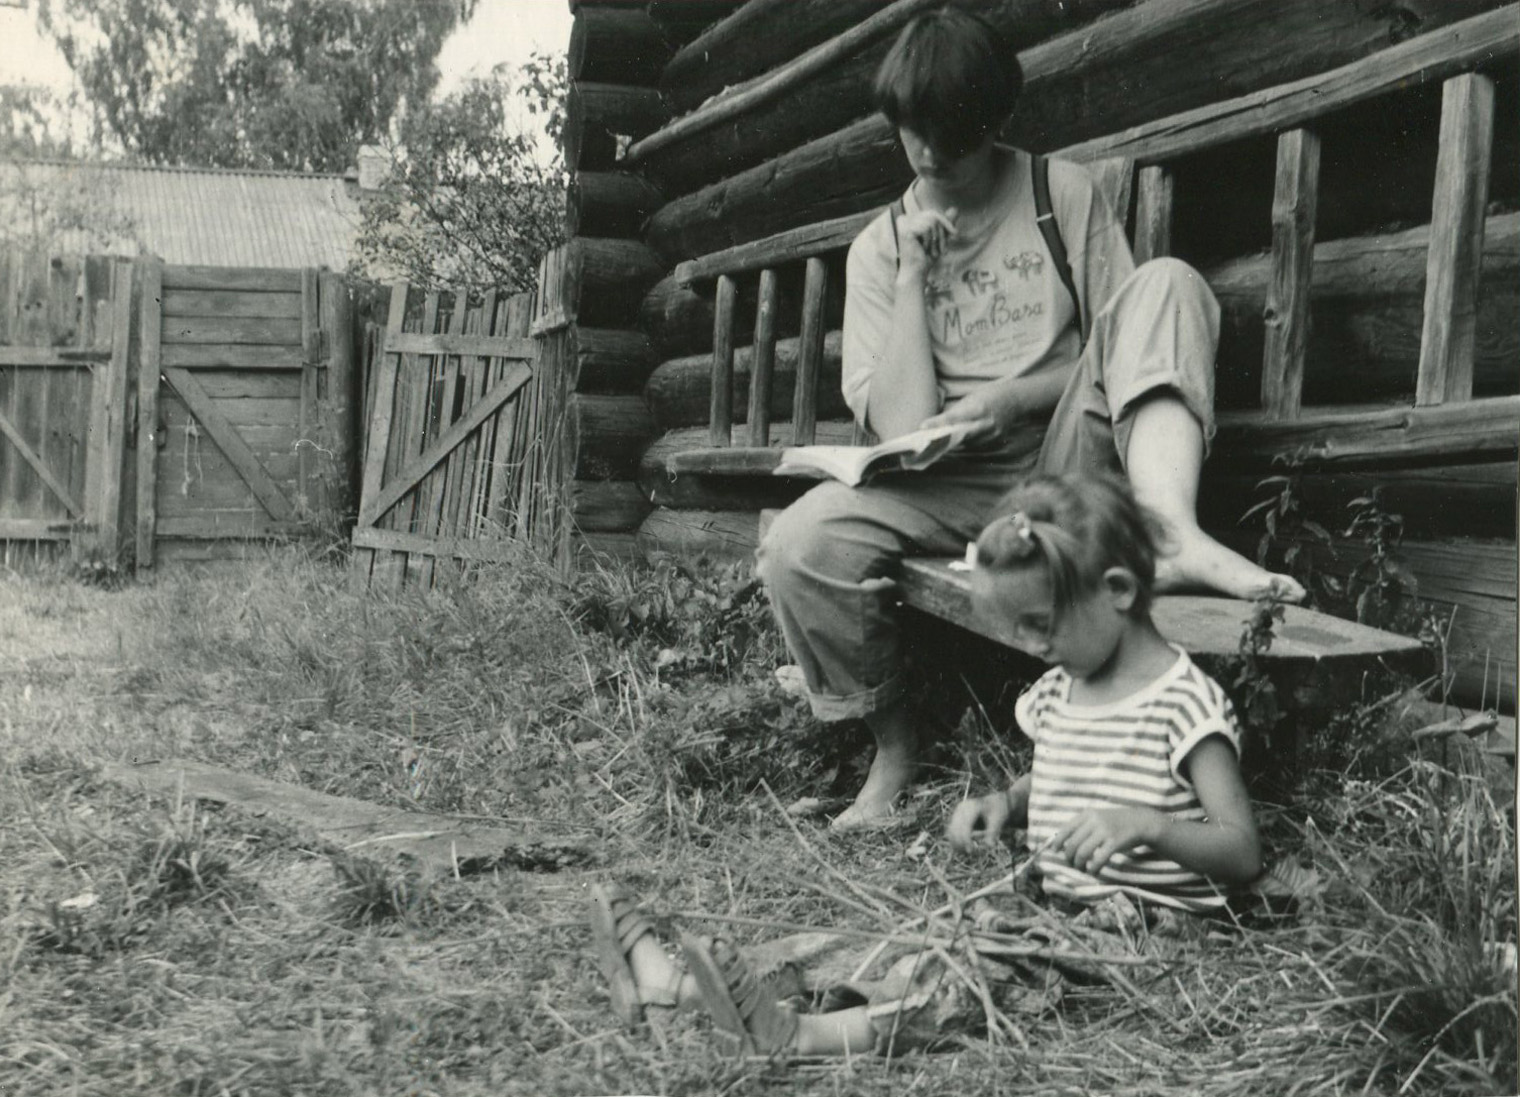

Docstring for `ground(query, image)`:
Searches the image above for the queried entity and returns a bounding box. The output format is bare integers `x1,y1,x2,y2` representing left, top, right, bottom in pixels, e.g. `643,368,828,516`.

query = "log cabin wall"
563,0,1518,709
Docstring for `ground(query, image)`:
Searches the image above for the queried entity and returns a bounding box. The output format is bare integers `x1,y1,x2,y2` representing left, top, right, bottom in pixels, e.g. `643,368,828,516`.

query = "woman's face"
897,126,996,193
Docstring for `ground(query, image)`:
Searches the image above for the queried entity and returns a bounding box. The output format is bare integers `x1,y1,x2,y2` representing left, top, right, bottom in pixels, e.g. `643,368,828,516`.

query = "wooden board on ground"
898,558,1428,664
100,759,594,875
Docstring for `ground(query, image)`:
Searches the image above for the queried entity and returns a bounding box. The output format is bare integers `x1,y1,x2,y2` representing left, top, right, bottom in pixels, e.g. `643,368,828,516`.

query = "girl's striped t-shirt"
1015,647,1243,912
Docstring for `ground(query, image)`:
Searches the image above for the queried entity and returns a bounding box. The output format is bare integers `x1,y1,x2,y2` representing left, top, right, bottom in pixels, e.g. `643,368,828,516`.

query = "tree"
351,53,567,294
36,0,473,172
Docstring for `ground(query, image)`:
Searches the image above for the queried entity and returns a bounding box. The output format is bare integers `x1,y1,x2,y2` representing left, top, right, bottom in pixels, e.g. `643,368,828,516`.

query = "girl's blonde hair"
975,474,1162,618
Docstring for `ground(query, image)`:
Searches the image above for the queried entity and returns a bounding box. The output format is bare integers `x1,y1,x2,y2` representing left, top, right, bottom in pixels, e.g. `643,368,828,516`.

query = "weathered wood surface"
642,0,1508,260
570,393,656,479
708,273,737,446
561,325,658,394
136,259,164,567
639,421,853,509
568,4,671,84
1417,72,1496,406
537,237,665,331
645,330,846,430
899,559,1427,662
1260,128,1321,420
747,268,780,445
101,759,592,874
566,172,664,239
571,476,652,533
636,505,759,561
1132,165,1173,264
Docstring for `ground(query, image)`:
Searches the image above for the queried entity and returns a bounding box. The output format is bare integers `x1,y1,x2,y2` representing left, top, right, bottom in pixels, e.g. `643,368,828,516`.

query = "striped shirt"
1016,647,1243,912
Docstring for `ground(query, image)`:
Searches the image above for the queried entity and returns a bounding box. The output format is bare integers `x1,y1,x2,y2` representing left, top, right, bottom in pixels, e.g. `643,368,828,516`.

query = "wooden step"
899,558,1428,665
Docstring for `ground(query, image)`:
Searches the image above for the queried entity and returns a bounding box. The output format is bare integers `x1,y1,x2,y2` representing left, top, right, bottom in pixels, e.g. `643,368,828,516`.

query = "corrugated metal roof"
0,159,364,269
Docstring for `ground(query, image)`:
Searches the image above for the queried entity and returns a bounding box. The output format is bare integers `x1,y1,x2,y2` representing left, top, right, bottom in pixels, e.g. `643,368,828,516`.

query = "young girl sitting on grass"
591,473,1264,1056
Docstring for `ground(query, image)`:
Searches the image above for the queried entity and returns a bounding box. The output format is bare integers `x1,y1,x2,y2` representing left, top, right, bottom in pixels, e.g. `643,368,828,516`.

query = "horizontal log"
383,333,536,359
1212,394,1520,470
1199,462,1518,541
636,506,759,562
541,237,666,330
571,476,652,532
1061,6,1519,167
675,211,872,284
568,5,671,84
645,330,848,429
565,119,618,173
565,326,658,393
641,274,717,356
645,0,748,44
568,82,669,139
160,267,303,293
573,529,641,562
659,0,896,116
571,393,657,479
643,0,1509,260
566,172,664,239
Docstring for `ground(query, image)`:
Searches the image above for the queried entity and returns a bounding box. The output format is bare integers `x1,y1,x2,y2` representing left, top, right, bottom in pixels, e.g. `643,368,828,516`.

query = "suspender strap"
1032,154,1085,345
889,197,905,269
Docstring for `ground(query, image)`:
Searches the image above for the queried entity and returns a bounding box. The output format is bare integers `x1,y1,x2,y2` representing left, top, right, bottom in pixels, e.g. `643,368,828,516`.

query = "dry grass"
0,545,1513,1096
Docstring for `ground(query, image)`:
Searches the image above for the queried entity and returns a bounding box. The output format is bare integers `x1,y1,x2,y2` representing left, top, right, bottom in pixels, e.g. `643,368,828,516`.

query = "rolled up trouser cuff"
805,671,907,722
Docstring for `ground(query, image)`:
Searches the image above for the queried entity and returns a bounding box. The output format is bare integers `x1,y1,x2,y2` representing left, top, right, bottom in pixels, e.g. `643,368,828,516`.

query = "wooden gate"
0,253,131,567
349,283,554,590
136,262,356,566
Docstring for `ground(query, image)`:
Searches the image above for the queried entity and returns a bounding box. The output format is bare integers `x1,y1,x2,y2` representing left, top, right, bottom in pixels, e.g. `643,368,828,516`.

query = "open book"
773,420,988,487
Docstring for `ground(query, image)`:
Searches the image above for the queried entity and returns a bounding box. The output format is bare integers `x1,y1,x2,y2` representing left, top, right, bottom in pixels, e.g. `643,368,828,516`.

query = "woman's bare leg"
832,700,917,830
1126,397,1306,602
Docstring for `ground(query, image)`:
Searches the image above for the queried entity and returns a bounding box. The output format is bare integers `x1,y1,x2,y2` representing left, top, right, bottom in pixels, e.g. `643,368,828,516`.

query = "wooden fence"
349,281,566,590
0,251,131,568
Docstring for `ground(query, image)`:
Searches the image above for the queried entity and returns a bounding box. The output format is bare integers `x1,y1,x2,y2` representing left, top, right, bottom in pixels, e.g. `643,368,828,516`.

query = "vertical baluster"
1417,72,1494,406
709,273,737,446
747,268,778,446
1133,164,1173,263
1261,127,1321,420
792,257,827,445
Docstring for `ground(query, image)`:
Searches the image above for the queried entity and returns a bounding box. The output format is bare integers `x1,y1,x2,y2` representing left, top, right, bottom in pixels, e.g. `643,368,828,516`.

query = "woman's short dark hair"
873,5,1023,159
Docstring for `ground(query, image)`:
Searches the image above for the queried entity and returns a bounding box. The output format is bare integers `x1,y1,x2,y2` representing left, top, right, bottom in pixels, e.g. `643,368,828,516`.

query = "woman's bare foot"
831,704,917,831
1155,523,1306,603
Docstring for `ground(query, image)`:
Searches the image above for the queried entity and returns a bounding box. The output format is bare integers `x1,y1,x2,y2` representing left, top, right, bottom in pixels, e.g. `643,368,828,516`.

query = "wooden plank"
319,271,357,523
160,266,302,293
792,257,828,445
357,285,408,542
0,403,82,517
1089,156,1135,231
357,363,533,528
709,274,737,446
383,332,537,359
1417,72,1496,406
450,291,493,539
160,315,303,346
297,268,319,517
898,559,1425,662
1261,128,1321,421
0,347,110,366
747,268,779,446
676,209,874,284
85,261,132,562
350,525,523,563
1060,6,1520,167
1213,394,1520,470
1133,165,1173,263
163,367,294,523
136,258,163,567
0,518,73,539
423,288,470,543
160,344,304,370
395,289,438,544
160,290,303,320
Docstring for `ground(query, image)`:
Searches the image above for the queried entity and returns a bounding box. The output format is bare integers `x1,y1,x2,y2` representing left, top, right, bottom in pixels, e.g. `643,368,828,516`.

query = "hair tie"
1010,510,1035,548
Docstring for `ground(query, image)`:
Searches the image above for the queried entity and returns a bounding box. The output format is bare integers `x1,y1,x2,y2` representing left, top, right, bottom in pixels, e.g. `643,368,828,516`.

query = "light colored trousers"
755,258,1221,720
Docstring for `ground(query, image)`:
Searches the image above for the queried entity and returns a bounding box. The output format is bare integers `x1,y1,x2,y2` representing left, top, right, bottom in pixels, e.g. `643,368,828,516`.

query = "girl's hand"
947,790,1013,852
896,206,958,279
1050,808,1165,878
918,385,1009,445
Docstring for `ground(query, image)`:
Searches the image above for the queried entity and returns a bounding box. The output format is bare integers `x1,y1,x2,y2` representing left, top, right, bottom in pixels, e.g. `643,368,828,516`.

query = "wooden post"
709,273,737,446
1133,165,1173,263
792,257,828,445
1417,72,1495,407
1089,156,1135,233
747,268,779,446
135,258,163,569
319,271,355,524
1261,127,1321,421
79,259,132,566
298,267,319,518
357,283,409,590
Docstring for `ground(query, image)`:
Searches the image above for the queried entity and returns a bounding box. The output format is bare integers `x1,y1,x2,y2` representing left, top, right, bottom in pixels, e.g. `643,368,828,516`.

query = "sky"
0,0,574,153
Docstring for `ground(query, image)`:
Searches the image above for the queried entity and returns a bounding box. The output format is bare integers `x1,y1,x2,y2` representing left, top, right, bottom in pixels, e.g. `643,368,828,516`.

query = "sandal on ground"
679,930,800,1056
589,882,680,1027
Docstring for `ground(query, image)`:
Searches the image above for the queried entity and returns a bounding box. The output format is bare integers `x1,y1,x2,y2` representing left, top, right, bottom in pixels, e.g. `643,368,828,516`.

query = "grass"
0,544,1514,1096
